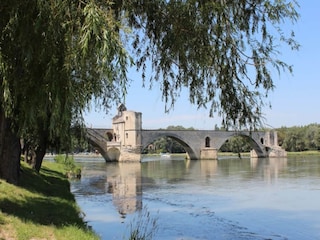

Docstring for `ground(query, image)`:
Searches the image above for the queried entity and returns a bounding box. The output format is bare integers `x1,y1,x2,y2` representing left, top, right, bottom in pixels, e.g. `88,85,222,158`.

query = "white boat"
160,153,171,158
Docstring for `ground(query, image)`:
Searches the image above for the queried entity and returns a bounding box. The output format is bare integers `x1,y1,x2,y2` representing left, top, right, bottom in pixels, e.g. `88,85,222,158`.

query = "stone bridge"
140,129,284,160
86,105,286,162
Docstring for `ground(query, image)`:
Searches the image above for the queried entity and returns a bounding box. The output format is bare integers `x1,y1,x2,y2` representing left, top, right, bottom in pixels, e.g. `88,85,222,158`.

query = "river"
69,155,320,240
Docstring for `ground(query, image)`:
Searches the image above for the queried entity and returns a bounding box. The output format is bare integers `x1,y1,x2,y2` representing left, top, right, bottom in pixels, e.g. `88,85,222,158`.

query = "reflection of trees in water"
106,163,142,217
218,158,253,176
218,158,288,182
253,157,320,182
141,160,188,181
283,156,320,178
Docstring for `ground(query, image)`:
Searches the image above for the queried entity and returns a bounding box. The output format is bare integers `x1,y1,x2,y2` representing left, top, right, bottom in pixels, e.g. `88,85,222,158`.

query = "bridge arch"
219,133,265,156
141,132,198,159
106,147,121,160
86,128,121,161
86,137,109,160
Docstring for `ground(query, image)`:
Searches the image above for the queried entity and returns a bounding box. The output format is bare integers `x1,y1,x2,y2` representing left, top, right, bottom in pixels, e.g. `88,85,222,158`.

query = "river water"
70,155,320,240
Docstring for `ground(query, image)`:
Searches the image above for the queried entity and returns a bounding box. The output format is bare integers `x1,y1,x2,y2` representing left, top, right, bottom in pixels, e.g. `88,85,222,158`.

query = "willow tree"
0,0,299,183
123,1,300,127
0,0,128,183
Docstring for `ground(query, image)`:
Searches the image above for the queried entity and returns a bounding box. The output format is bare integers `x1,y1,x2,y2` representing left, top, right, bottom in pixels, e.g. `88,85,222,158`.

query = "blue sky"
85,1,320,130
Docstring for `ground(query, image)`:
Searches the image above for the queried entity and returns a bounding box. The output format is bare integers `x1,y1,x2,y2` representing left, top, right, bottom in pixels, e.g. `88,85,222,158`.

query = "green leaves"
0,0,300,154
0,0,130,153
124,0,299,130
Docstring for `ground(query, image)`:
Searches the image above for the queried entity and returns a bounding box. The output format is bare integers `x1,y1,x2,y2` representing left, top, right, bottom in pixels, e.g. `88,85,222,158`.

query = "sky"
84,1,320,130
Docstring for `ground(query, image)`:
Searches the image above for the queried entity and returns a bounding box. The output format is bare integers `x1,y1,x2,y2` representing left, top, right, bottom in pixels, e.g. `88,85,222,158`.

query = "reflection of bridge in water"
105,162,142,216
101,157,288,215
87,104,286,162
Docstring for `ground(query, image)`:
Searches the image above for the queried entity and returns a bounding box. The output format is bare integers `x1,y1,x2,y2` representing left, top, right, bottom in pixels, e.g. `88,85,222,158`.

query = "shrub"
54,155,81,179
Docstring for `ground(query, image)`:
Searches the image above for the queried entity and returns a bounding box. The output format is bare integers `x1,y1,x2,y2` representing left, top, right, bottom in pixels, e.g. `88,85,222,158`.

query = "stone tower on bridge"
87,105,287,162
111,104,142,161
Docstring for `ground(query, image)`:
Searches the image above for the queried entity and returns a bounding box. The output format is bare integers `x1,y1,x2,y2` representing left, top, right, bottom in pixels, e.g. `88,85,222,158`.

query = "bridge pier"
250,147,287,158
200,148,218,160
118,146,142,162
250,131,287,158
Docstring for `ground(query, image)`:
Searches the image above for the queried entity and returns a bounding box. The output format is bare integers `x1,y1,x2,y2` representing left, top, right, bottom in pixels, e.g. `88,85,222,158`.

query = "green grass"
287,150,320,156
0,161,99,240
219,150,320,157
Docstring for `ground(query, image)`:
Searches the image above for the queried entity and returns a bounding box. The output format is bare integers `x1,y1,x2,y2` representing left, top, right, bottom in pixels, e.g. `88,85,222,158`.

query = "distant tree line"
277,124,320,152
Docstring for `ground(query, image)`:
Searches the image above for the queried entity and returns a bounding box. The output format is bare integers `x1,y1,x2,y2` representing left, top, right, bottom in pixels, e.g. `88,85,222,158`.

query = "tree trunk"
34,132,48,172
0,109,21,184
34,145,46,172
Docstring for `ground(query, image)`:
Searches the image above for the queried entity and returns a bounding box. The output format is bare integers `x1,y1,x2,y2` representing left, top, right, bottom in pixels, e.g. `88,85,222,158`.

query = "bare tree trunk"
21,139,32,164
0,109,21,184
34,141,46,172
33,130,48,172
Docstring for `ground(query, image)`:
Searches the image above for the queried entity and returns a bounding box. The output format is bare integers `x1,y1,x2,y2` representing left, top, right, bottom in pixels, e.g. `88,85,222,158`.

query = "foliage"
69,125,90,153
277,124,320,152
220,136,252,153
0,0,300,134
220,123,320,153
145,126,192,153
0,0,128,138
0,0,129,177
125,0,300,129
0,161,99,240
54,154,82,178
149,137,186,154
0,0,300,182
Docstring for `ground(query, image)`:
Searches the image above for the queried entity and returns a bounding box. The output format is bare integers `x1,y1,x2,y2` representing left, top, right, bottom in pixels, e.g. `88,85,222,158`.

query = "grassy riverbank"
287,150,320,156
0,161,99,240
